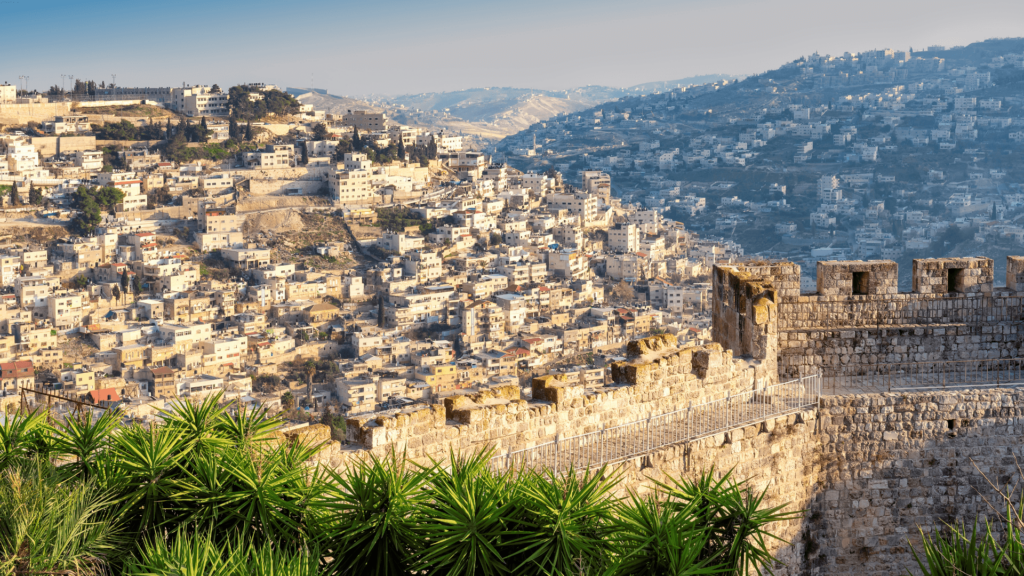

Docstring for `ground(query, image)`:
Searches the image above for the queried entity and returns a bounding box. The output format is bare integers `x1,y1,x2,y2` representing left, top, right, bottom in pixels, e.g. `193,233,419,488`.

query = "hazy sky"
2,0,1023,96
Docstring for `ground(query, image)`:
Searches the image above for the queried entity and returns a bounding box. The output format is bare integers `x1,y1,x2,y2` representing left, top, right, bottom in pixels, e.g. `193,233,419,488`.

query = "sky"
2,0,1023,97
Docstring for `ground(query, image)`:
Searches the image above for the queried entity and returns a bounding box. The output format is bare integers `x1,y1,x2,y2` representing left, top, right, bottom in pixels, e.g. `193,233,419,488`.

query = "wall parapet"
345,335,771,462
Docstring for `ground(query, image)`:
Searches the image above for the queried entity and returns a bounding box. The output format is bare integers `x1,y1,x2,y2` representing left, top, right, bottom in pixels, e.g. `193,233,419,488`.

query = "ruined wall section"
345,334,774,463
712,264,784,378
805,390,1024,576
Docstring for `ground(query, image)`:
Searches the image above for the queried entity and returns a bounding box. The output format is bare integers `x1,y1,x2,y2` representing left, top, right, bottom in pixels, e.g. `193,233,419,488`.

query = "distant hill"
287,89,381,115
624,74,742,94
287,75,734,147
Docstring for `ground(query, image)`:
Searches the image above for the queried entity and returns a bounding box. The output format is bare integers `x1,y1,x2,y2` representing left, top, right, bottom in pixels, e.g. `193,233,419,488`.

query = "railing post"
646,414,652,453
506,447,511,472
554,434,560,475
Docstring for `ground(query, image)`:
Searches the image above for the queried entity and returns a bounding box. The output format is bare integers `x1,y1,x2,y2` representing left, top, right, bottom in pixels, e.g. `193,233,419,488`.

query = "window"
948,268,964,293
852,272,869,295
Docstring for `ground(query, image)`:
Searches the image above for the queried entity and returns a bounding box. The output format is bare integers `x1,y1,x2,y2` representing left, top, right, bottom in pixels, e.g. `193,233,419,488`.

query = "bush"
0,395,797,575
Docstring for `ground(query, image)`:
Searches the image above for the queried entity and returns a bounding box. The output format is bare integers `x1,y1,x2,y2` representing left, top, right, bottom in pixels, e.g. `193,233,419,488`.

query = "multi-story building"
609,223,640,253
244,144,294,168
341,110,389,131
171,85,229,117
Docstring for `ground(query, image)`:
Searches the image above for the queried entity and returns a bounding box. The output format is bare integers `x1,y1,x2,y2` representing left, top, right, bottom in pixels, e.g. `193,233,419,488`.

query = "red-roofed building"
88,387,121,408
1,360,34,393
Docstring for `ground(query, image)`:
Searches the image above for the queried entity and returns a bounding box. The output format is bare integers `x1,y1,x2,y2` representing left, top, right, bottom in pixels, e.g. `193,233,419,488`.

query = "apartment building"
171,85,229,117
401,251,443,283
244,144,294,168
609,223,640,253
377,232,424,255
341,110,388,131
548,250,589,281
73,149,104,170
547,193,598,224
385,285,457,328
330,168,373,204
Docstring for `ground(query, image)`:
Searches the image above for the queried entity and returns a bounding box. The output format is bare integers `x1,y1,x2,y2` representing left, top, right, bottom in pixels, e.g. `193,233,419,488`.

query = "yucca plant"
658,469,800,575
313,450,433,576
214,403,280,449
602,492,725,576
0,409,54,472
910,520,1006,576
123,529,320,576
413,449,516,576
209,440,323,548
0,458,125,576
505,465,619,576
108,423,193,535
52,409,121,482
160,393,232,456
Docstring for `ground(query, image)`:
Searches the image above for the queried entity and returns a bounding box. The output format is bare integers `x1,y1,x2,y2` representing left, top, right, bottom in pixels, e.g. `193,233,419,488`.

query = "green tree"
398,138,406,161
303,360,317,405
228,118,240,140
120,269,130,295
300,142,308,165
8,185,17,206
281,390,295,411
199,116,209,143
111,284,121,304
311,122,329,141
28,183,42,205
352,127,362,151
426,135,437,159
132,274,143,296
245,121,253,141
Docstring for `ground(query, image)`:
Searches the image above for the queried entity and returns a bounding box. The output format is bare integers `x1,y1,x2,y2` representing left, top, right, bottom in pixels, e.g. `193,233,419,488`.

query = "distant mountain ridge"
286,74,736,146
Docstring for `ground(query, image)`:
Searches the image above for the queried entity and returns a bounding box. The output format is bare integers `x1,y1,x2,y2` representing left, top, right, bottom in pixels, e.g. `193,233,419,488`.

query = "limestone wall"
345,335,771,462
807,390,1024,575
712,264,781,377
720,258,1024,378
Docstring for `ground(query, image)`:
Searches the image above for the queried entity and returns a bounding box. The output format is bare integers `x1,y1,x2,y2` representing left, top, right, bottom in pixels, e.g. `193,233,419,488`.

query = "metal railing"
490,374,821,473
820,358,1024,393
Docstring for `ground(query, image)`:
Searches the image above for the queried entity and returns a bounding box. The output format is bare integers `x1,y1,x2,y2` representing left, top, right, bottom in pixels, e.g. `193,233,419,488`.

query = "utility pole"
111,74,116,100
18,75,25,95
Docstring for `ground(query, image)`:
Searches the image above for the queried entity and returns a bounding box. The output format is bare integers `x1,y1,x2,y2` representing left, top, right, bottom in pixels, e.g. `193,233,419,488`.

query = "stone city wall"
723,257,1024,378
345,333,774,463
805,390,1024,575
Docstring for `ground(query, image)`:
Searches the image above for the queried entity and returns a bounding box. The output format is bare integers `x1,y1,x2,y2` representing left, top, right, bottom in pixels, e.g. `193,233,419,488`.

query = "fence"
490,374,821,473
821,358,1024,393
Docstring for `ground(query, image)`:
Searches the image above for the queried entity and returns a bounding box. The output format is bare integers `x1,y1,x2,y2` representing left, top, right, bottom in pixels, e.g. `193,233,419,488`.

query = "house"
88,387,121,408
0,360,33,393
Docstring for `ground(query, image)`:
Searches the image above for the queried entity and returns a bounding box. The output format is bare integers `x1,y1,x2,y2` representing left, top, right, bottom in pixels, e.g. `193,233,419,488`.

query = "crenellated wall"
715,257,1024,378
345,332,774,462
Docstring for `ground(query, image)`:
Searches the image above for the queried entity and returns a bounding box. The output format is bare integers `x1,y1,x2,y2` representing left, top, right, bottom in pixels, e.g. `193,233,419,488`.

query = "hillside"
495,36,1024,277
289,75,734,148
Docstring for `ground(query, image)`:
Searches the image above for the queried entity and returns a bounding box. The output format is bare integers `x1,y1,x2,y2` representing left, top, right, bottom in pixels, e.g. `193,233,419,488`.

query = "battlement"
722,255,1024,379
345,334,767,460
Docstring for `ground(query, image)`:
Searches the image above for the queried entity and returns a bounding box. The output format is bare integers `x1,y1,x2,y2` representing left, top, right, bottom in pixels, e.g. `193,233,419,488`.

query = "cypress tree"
29,183,41,205
8,185,17,206
229,118,239,140
398,138,406,161
245,121,253,141
426,135,437,159
301,142,308,165
352,128,361,151
377,291,385,327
